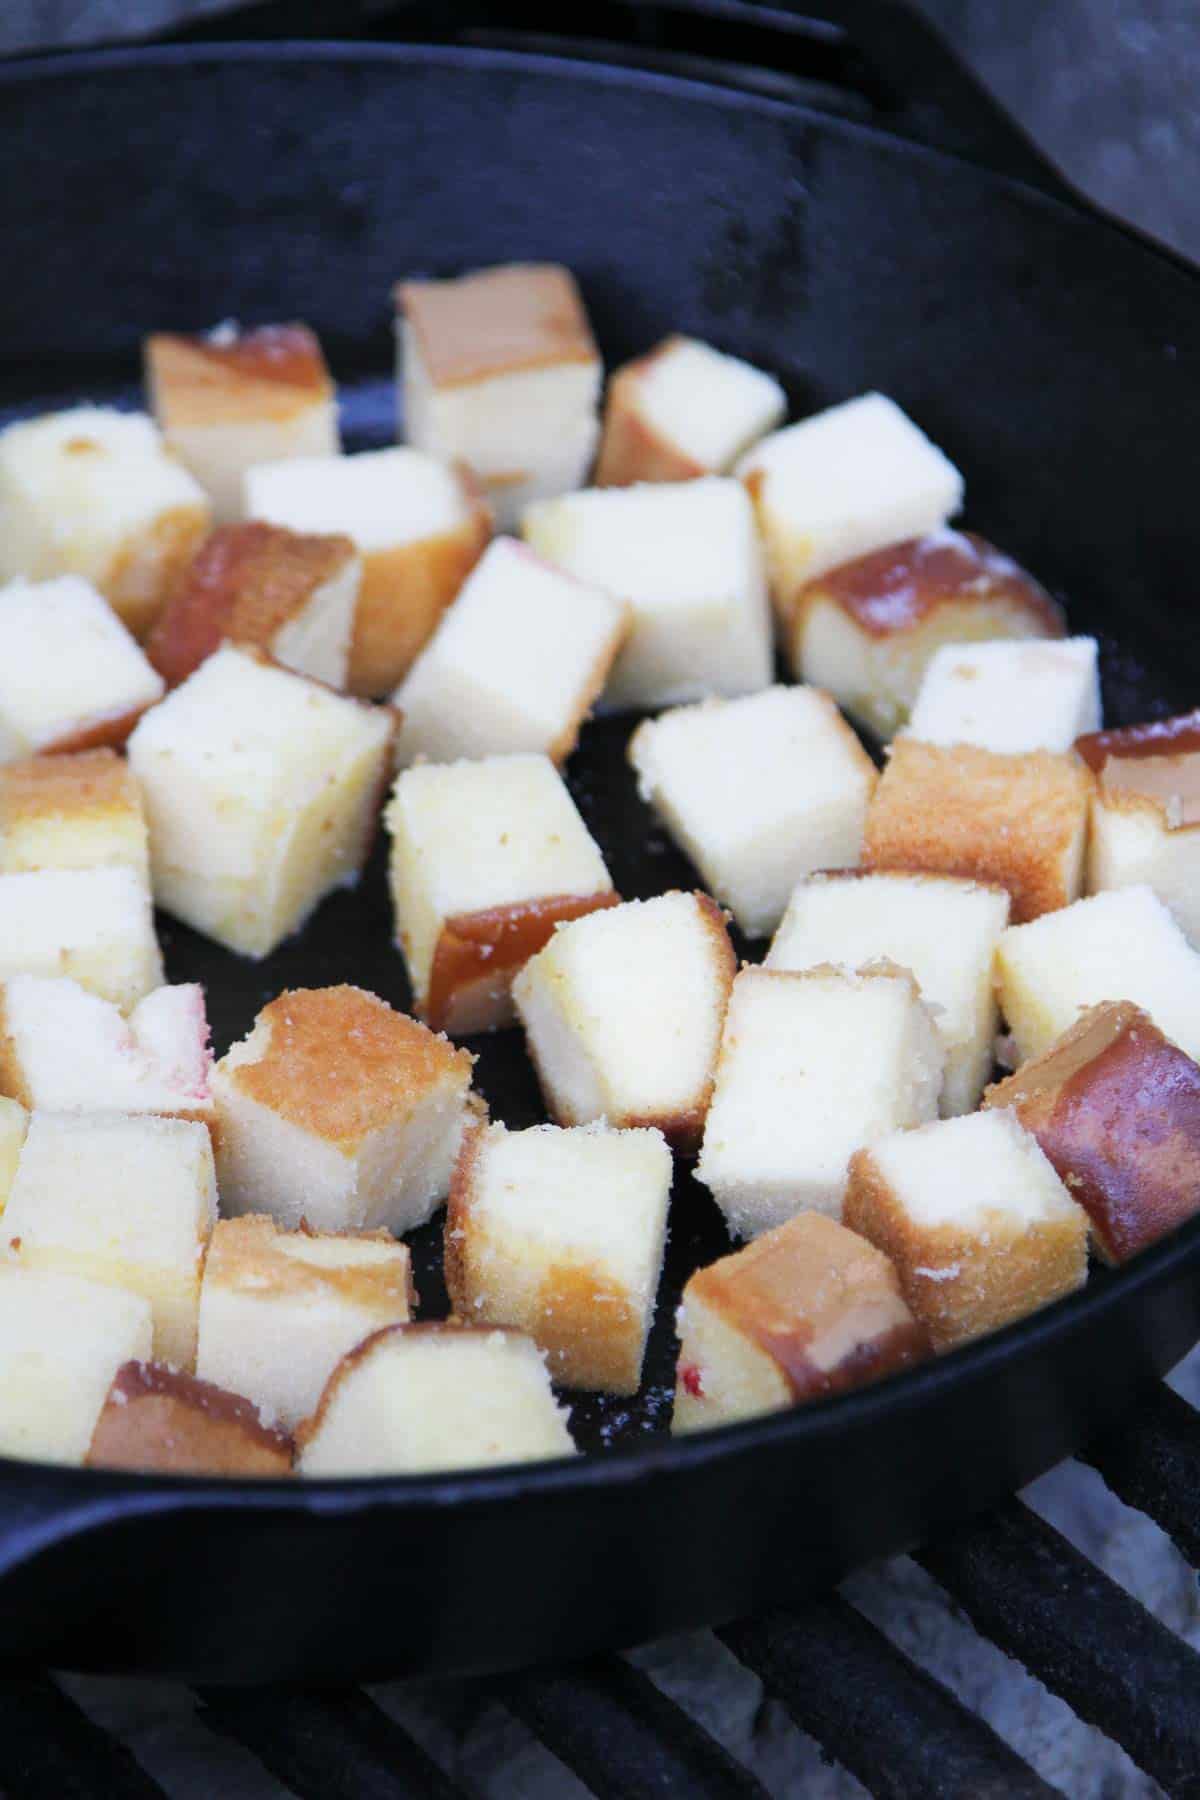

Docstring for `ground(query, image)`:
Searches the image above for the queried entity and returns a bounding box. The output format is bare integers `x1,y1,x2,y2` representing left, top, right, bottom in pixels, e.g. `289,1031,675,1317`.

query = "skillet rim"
0,34,1197,1519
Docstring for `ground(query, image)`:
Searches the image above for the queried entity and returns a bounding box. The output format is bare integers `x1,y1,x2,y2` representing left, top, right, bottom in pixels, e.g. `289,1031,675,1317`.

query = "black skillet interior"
0,19,1198,1681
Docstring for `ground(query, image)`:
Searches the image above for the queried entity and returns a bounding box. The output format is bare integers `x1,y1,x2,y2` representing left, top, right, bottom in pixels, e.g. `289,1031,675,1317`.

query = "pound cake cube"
995,884,1200,1066
1078,710,1200,946
195,1214,415,1429
629,686,877,937
790,531,1063,739
906,636,1100,754
2,1113,217,1367
87,1361,294,1477
696,965,943,1238
397,263,602,532
767,870,1010,1116
146,321,340,521
845,1109,1088,1351
985,1002,1200,1264
298,1323,574,1477
247,446,490,696
0,750,149,881
0,867,162,1010
673,1211,929,1433
523,477,771,711
0,1265,152,1466
0,575,165,761
446,1120,672,1393
393,537,628,767
737,393,963,629
386,753,617,1034
595,334,785,487
514,891,736,1149
127,644,394,957
863,738,1092,923
0,976,211,1123
147,520,361,690
212,985,475,1233
0,407,210,638
0,1098,27,1211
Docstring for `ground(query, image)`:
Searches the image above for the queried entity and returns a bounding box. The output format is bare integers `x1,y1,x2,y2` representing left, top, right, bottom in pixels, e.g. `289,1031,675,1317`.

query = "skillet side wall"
0,46,1195,1679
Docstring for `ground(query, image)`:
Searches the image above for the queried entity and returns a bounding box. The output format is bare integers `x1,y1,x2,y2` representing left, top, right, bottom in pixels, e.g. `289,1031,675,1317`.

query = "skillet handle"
172,0,1077,205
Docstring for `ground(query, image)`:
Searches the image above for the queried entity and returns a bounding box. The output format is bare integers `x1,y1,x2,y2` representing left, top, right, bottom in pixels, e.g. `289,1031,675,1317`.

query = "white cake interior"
169,403,340,524
634,338,786,470
0,866,162,1010
865,1107,1078,1230
906,636,1100,754
0,1096,28,1208
523,477,772,710
269,551,361,690
0,575,164,757
246,446,471,552
1088,798,1200,948
1,975,211,1116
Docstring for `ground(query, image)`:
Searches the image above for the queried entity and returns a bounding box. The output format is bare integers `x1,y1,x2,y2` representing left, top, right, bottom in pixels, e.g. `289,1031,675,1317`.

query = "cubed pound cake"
397,263,602,532
0,407,210,638
147,520,361,690
87,1362,294,1477
1078,710,1200,946
393,537,629,768
863,739,1093,923
995,885,1200,1066
844,1109,1088,1351
595,335,785,487
523,478,772,711
195,1214,414,1430
0,1264,152,1465
146,321,340,521
905,636,1100,754
2,1113,217,1367
0,977,211,1124
0,575,164,761
767,871,1010,1115
0,867,162,1010
0,750,149,882
629,686,877,938
696,965,944,1238
213,986,475,1233
297,1323,574,1477
673,1212,929,1433
985,1002,1200,1264
514,891,736,1150
0,1098,28,1210
736,394,963,631
446,1120,672,1394
127,644,394,958
247,446,491,696
386,753,617,1034
791,531,1063,739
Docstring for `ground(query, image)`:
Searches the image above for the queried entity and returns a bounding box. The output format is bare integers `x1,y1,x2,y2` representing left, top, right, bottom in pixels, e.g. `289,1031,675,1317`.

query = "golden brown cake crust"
0,749,137,827
347,469,492,697
205,1214,416,1311
0,993,32,1107
1077,708,1200,830
105,503,212,641
795,532,1064,641
843,1146,1087,1351
424,891,622,1036
228,986,472,1147
87,1360,294,1476
147,521,357,687
594,339,708,487
398,265,598,388
146,324,333,425
985,1002,1200,1263
862,739,1093,922
687,1212,929,1400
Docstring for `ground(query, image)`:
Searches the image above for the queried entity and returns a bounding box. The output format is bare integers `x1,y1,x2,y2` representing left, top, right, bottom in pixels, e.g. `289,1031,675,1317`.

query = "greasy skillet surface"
0,44,1197,1680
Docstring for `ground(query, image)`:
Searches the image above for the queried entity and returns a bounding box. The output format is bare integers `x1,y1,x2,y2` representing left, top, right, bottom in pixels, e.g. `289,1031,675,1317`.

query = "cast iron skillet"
0,2,1198,1683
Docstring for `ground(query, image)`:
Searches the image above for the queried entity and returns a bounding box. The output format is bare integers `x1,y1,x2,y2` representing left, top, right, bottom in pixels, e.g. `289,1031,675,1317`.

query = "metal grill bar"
498,1653,770,1799
1081,1382,1200,1567
195,1685,466,1799
0,1675,167,1800
917,1499,1200,1800
721,1595,1062,1800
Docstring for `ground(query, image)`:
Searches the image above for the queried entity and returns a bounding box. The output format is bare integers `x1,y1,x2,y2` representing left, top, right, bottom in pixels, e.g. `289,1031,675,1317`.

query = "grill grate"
8,1377,1200,1798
